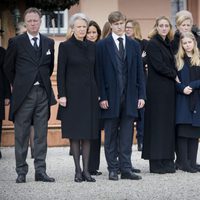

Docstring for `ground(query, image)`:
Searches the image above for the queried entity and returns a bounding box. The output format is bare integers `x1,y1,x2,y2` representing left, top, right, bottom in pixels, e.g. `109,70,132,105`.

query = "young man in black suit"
96,11,145,181
0,46,11,159
4,7,55,183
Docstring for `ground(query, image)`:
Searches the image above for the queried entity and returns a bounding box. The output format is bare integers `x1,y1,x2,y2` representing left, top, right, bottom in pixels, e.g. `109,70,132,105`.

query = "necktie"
32,37,39,51
117,37,124,59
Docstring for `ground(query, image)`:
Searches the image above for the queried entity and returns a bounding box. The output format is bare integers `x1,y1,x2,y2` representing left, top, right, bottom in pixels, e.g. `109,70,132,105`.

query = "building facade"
1,0,200,146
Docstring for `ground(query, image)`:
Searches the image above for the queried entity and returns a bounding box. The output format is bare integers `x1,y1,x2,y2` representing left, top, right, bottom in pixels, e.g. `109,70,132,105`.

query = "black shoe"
74,172,83,182
150,168,167,174
109,171,118,181
191,165,200,172
16,174,26,183
89,170,102,176
121,171,142,180
82,172,96,182
164,167,176,173
177,165,197,173
0,151,2,159
137,143,143,152
35,172,55,182
131,167,141,173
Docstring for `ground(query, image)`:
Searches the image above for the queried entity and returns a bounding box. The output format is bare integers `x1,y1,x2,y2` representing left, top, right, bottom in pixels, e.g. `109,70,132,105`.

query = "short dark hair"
87,20,101,41
24,7,42,20
108,11,126,24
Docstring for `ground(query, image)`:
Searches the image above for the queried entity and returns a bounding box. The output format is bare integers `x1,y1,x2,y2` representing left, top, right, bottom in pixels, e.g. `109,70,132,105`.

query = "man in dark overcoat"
4,7,55,183
96,11,145,181
0,46,11,159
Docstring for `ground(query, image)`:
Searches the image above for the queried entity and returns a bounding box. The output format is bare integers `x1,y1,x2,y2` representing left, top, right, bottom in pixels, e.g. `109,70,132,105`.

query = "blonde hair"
148,16,174,41
101,21,111,39
175,32,200,70
66,27,73,40
175,10,193,26
125,19,142,40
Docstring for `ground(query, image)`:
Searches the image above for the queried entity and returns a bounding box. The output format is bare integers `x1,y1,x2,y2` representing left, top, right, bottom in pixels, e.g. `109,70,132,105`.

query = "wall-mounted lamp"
12,8,21,27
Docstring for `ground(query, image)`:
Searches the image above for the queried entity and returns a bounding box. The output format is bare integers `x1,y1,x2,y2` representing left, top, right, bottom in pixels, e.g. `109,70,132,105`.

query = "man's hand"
59,97,67,107
99,100,109,109
138,99,145,109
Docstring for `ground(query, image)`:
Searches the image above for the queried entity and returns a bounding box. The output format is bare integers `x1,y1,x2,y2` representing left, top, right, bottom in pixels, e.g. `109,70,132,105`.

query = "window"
40,9,68,35
171,0,187,28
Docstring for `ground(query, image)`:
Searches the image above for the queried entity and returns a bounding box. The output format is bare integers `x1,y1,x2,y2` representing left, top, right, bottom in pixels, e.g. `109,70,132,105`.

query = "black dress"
57,35,99,140
142,34,177,160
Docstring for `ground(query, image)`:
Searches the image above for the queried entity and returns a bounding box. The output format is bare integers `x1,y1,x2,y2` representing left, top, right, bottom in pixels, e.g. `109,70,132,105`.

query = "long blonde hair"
175,32,200,71
125,19,142,40
148,16,174,41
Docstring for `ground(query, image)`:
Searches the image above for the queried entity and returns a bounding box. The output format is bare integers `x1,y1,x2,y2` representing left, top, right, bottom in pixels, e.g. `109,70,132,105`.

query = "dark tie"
117,37,124,59
32,37,39,51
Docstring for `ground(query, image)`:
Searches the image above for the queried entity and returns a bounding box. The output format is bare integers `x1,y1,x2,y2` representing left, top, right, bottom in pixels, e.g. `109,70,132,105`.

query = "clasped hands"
175,76,193,95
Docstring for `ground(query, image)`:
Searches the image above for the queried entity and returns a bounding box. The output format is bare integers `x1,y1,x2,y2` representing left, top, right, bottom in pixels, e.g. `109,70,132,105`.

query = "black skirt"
177,124,200,138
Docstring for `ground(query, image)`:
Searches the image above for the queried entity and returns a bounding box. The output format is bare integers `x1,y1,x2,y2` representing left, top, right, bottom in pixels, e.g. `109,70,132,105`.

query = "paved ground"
0,145,200,200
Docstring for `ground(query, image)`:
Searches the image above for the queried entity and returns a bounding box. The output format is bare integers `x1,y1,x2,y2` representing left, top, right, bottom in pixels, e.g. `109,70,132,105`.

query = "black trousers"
136,107,144,144
177,136,199,167
14,86,48,175
104,99,134,173
88,130,101,172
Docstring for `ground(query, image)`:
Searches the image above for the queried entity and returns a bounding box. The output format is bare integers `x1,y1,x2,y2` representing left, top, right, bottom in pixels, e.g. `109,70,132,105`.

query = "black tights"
70,139,91,175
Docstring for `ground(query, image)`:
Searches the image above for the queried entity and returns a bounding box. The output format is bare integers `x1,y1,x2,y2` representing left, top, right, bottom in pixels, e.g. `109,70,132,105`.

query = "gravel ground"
0,145,200,200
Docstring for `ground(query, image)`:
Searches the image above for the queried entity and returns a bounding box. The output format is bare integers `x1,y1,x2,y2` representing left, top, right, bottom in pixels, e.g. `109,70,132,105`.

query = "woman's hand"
138,99,145,109
99,100,109,109
175,76,181,83
183,86,192,95
59,97,67,107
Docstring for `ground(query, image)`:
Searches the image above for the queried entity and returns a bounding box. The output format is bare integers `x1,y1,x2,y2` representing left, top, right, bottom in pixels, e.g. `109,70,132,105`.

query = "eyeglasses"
125,26,133,29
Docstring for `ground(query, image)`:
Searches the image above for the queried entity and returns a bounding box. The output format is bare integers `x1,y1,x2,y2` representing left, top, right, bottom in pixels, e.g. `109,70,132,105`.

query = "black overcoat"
3,33,54,121
96,35,146,119
0,47,11,120
57,35,99,140
142,34,177,160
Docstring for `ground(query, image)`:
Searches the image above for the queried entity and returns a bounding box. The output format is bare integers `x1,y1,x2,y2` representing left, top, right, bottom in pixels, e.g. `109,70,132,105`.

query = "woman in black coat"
0,47,11,159
142,16,178,174
57,13,99,182
171,10,200,54
175,32,200,173
125,19,148,152
86,20,103,176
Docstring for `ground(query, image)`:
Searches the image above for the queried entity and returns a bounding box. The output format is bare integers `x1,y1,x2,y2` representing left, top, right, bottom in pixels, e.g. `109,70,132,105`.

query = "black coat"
57,35,99,140
96,35,146,119
171,29,200,54
176,57,200,129
0,47,11,120
142,34,177,160
3,33,54,121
